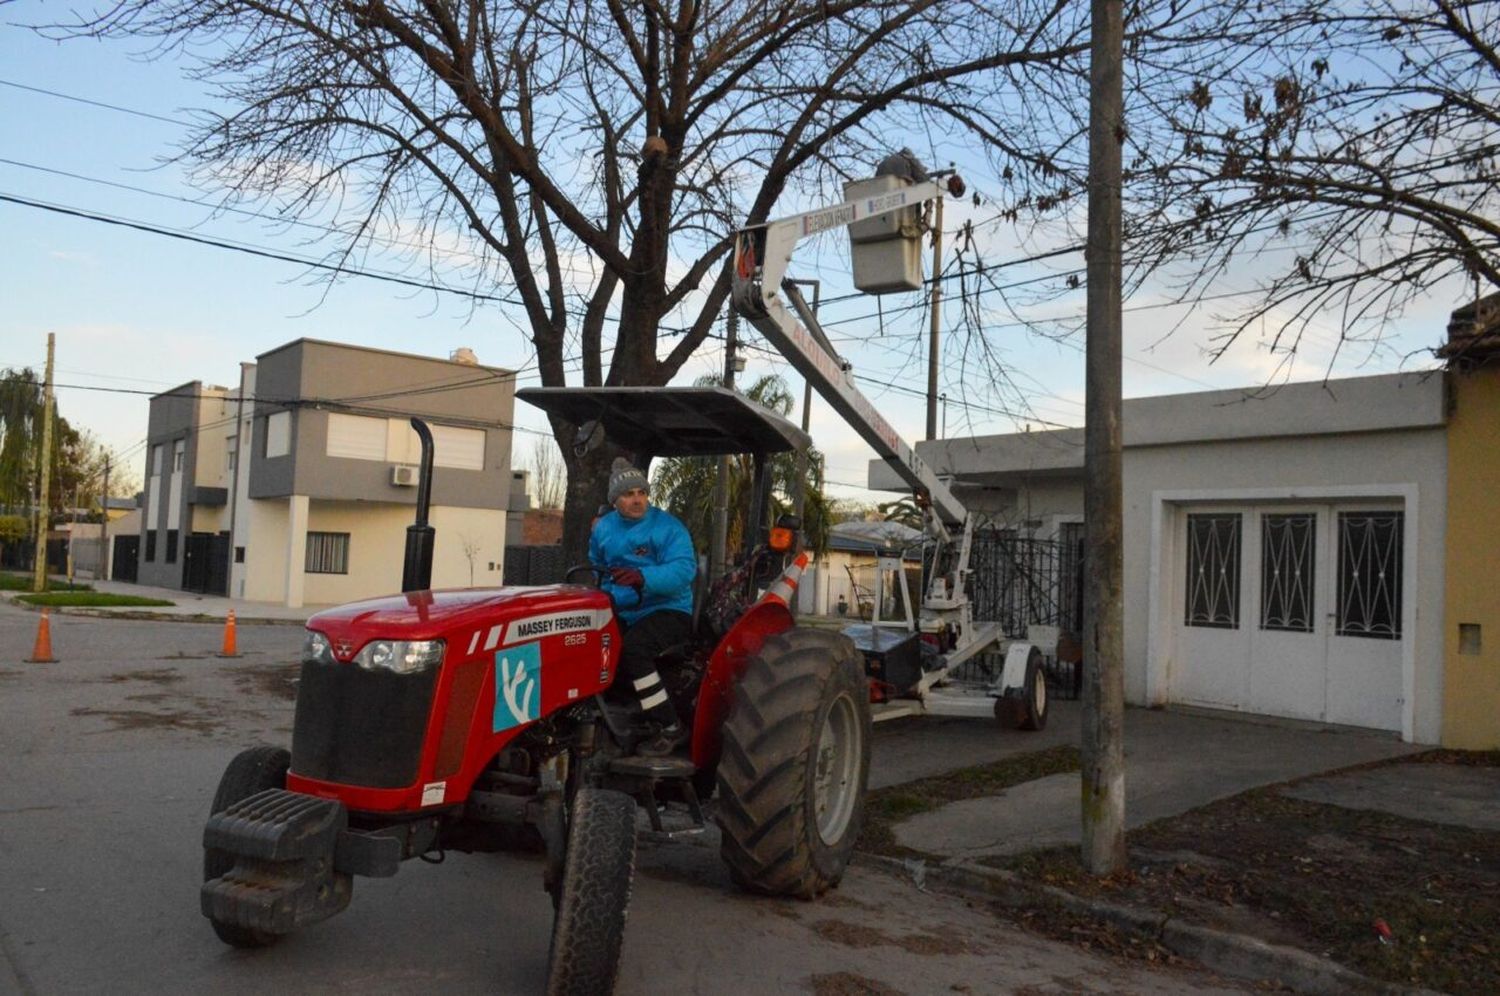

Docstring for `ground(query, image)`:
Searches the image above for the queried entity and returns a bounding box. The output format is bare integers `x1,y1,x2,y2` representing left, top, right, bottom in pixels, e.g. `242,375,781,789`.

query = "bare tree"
459,532,483,586
529,436,564,511
1128,0,1499,361
43,0,1096,558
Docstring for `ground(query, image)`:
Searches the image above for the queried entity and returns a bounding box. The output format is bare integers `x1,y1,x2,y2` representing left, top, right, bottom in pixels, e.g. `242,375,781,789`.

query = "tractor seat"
652,554,710,667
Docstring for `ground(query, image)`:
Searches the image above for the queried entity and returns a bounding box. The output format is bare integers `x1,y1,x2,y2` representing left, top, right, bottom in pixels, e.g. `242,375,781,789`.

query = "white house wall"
1129,428,1447,743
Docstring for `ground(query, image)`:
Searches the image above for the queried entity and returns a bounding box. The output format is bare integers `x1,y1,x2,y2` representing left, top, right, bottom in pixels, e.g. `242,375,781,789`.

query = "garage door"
1170,503,1404,731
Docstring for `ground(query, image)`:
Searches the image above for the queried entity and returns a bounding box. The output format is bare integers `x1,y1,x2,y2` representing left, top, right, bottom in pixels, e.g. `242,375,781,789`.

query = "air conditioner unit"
391,465,419,487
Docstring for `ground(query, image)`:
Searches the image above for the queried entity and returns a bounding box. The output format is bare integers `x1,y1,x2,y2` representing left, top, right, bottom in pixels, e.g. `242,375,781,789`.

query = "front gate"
182,531,230,595
966,527,1086,698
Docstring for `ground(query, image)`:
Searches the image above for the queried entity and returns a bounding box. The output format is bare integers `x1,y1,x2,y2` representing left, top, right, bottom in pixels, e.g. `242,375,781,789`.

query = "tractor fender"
997,641,1038,696
689,600,795,770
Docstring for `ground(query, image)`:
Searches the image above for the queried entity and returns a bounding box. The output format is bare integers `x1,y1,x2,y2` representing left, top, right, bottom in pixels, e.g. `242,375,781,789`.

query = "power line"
0,77,190,126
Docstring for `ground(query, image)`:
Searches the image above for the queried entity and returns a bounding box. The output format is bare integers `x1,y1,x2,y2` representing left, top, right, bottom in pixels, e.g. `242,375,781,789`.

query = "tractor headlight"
302,630,335,665
352,639,445,675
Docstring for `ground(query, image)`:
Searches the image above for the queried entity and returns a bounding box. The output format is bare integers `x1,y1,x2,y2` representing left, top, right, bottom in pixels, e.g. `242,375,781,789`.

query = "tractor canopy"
517,386,810,459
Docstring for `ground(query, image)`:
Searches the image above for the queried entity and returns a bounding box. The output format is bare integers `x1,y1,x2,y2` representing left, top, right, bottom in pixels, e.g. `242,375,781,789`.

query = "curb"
859,852,1444,996
3,596,308,626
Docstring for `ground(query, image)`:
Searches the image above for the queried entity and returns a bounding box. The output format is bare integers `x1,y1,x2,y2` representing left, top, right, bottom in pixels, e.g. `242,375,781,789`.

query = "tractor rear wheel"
203,745,290,949
716,627,871,898
545,787,637,996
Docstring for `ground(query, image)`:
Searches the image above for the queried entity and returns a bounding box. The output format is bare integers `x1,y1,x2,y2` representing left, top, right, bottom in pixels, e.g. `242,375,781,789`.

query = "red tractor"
201,387,871,995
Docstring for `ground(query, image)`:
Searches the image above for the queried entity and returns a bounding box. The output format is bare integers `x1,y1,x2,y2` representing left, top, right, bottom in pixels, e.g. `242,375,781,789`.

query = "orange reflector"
769,526,794,552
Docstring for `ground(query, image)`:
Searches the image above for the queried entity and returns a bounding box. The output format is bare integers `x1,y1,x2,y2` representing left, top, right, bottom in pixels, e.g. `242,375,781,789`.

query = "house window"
173,439,186,472
326,413,387,461
234,546,246,564
165,529,179,563
266,411,291,458
151,445,164,477
306,532,350,574
1261,514,1315,632
1185,513,1240,629
145,530,157,562
1336,511,1403,639
226,435,238,473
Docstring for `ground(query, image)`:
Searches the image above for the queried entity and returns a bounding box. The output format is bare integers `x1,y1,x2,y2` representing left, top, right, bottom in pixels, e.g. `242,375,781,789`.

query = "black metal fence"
968,530,1085,639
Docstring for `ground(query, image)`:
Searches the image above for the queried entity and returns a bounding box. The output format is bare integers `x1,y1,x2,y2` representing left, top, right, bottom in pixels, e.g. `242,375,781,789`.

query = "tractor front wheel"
545,787,637,996
203,745,290,949
716,628,872,899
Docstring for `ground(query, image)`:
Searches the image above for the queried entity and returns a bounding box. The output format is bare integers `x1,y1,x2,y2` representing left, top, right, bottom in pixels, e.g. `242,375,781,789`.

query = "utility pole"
926,196,944,441
100,456,111,582
710,309,739,576
32,333,56,594
1081,0,1127,875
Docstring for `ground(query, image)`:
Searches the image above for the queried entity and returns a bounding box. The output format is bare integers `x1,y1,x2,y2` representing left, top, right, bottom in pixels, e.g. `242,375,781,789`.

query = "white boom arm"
729,180,967,531
730,179,977,625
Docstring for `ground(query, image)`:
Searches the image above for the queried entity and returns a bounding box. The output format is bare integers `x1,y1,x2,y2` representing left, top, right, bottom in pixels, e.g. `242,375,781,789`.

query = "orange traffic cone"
216,610,241,658
26,608,58,663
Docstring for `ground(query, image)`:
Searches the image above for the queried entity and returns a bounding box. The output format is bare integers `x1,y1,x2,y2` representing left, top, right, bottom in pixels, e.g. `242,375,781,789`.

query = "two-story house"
138,339,516,607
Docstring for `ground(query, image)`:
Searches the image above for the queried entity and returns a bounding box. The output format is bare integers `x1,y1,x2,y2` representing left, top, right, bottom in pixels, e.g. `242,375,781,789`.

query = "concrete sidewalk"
7,575,325,623
887,705,1423,858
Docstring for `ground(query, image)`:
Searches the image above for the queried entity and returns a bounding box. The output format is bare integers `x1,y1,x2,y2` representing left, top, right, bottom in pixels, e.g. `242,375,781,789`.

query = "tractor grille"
290,661,438,789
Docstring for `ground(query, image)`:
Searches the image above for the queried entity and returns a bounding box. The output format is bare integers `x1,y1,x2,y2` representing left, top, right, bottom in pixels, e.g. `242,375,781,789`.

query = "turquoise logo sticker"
494,641,542,731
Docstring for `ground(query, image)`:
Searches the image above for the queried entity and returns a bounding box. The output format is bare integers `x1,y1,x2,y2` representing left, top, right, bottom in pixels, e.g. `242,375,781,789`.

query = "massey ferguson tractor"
200,165,1047,995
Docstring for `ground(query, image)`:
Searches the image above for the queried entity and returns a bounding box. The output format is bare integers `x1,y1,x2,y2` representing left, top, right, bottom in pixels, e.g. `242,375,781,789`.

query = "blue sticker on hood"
493,641,542,731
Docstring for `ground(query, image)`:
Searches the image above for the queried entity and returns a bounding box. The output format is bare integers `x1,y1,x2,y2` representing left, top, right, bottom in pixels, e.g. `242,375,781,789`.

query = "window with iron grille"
1185,513,1241,628
145,530,157,562
165,529,178,563
1261,513,1315,632
306,532,350,574
1337,511,1403,639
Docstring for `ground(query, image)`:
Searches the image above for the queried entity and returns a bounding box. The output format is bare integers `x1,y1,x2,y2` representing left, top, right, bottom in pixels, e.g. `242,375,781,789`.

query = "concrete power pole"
32,333,56,594
926,196,944,441
1081,0,1127,875
710,309,740,577
100,456,111,582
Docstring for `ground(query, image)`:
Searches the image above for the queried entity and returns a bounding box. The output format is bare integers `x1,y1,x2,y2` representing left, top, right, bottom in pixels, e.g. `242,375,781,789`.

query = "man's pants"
618,610,691,726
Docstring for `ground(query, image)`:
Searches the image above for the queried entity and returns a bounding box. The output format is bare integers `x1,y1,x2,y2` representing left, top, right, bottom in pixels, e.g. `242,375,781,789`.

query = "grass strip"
17,592,175,607
858,744,1081,859
0,573,93,592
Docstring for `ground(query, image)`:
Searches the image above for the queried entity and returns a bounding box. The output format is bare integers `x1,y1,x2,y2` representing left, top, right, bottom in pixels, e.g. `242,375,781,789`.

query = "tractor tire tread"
545,788,637,996
715,627,870,899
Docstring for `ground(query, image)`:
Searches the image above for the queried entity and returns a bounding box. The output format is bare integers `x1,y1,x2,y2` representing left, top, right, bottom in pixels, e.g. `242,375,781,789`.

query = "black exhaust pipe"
401,417,435,593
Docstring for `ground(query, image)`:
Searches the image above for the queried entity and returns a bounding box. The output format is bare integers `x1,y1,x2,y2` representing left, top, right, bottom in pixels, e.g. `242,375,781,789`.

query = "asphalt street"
0,603,1246,995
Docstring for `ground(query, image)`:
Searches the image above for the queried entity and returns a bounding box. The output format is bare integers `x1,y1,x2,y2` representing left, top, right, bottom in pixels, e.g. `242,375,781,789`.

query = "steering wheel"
565,564,608,587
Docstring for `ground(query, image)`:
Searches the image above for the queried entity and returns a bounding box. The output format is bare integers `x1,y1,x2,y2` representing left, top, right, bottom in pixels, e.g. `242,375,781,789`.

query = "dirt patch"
858,745,1080,859
892,931,969,956
0,668,20,680
812,919,889,948
124,692,173,704
810,919,971,957
819,892,877,911
809,971,906,995
100,668,183,685
231,663,299,702
69,706,221,735
988,751,1500,993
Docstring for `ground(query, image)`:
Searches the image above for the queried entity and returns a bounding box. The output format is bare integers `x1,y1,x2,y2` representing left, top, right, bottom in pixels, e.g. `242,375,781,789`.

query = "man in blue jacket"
589,458,697,756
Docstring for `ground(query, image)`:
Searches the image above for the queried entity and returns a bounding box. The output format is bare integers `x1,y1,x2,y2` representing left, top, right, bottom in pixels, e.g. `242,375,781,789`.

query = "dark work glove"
610,566,645,589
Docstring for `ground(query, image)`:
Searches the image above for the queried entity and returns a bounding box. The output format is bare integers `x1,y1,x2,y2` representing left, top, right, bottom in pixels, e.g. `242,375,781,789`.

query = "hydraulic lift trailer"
729,174,1049,727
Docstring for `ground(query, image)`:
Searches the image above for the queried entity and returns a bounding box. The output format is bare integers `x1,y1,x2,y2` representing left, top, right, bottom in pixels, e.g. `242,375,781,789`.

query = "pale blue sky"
0,5,1451,501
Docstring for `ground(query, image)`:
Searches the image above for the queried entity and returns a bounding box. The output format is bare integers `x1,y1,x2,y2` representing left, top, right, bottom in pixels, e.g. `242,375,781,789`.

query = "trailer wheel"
203,745,290,949
545,788,637,996
716,628,871,899
994,647,1049,731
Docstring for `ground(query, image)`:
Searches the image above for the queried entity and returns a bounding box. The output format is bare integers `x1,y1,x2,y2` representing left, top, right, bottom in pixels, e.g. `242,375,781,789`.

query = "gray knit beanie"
607,458,649,504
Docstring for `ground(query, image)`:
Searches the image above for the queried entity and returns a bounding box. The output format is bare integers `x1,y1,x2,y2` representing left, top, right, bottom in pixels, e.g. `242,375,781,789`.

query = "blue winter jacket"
587,505,697,625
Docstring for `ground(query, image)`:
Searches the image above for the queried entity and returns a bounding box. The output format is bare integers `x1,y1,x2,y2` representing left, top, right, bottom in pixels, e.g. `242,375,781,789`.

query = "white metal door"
1170,501,1404,731
1246,509,1327,722
1173,508,1252,710
1324,507,1405,730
